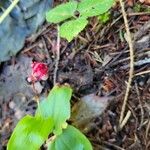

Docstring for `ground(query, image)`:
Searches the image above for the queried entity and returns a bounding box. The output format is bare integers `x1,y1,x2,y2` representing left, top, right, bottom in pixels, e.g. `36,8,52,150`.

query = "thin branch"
0,0,20,24
128,12,150,17
134,70,150,76
119,110,131,130
145,120,150,140
53,25,60,85
135,82,144,129
119,0,134,128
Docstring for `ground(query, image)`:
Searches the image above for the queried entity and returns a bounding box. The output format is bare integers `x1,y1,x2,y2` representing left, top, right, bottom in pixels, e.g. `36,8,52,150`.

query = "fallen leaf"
71,94,113,130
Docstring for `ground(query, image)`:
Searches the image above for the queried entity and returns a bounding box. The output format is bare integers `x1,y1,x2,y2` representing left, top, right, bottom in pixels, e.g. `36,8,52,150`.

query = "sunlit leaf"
7,115,53,150
78,0,114,17
77,0,100,14
48,125,93,150
46,1,77,23
60,17,88,42
36,85,72,135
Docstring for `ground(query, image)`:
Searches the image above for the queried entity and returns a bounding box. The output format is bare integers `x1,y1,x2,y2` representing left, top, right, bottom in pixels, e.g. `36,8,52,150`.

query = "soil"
0,1,150,150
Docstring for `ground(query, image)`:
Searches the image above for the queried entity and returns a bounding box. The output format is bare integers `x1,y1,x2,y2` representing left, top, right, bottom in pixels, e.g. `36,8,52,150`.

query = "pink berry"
28,62,48,82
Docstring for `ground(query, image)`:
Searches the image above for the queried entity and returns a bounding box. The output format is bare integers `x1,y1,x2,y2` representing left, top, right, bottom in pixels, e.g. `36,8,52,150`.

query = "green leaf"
48,125,93,150
77,0,100,14
60,17,88,42
78,0,114,17
36,85,72,135
7,115,53,150
46,1,77,23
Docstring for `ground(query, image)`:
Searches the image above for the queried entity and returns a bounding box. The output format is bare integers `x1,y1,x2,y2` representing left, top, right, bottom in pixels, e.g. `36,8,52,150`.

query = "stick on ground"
53,25,60,85
119,0,134,129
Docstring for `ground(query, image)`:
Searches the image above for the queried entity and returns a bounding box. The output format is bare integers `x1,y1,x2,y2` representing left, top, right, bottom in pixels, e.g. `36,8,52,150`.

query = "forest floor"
0,1,150,150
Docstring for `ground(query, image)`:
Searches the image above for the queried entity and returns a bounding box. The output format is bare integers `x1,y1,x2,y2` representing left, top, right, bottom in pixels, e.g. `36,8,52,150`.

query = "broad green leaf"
60,17,88,42
78,0,114,17
7,115,53,150
36,85,72,135
77,0,100,14
48,125,93,150
46,1,77,23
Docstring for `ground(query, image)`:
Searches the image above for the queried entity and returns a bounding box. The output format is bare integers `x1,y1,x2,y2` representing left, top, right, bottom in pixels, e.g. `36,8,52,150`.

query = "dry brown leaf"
71,94,113,131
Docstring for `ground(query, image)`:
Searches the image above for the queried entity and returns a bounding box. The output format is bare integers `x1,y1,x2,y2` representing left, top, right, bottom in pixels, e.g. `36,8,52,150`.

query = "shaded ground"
0,1,150,150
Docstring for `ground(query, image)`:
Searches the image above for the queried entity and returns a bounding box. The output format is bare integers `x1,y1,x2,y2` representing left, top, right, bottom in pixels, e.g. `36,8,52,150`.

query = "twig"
121,58,150,69
41,37,52,64
0,0,20,24
135,82,144,130
27,24,50,43
22,43,38,53
128,104,138,129
127,134,141,150
128,12,150,16
134,20,150,40
53,25,60,85
119,110,131,130
110,15,122,27
103,141,125,150
119,0,134,127
145,120,150,140
134,70,150,76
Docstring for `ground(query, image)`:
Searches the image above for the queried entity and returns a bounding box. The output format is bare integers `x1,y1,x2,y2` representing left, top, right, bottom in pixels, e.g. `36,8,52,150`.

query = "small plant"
7,85,92,150
46,0,115,42
98,12,111,24
7,1,115,149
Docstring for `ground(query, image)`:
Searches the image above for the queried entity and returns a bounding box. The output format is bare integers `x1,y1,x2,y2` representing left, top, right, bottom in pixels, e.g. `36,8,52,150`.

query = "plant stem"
53,25,60,85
